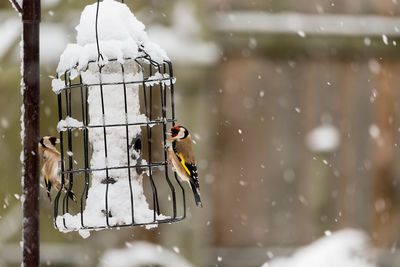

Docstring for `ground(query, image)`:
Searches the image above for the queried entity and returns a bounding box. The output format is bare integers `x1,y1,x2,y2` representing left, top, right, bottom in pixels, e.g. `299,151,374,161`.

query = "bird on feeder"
165,126,202,207
38,136,77,202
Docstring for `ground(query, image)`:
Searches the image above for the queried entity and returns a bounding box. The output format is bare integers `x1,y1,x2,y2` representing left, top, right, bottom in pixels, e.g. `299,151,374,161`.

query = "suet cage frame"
54,49,187,231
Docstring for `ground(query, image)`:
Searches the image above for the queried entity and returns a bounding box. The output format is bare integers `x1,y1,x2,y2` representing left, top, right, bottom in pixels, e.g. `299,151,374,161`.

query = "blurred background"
1,0,400,266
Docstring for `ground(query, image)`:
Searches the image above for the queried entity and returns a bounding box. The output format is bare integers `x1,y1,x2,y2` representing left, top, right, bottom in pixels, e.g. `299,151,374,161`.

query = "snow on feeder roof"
51,0,185,238
56,0,168,74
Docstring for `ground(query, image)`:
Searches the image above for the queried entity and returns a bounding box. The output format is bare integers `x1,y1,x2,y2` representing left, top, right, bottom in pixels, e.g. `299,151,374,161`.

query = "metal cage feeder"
53,48,186,231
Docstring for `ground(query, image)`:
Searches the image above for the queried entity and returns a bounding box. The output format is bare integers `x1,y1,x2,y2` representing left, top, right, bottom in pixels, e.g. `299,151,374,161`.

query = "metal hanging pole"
21,0,41,266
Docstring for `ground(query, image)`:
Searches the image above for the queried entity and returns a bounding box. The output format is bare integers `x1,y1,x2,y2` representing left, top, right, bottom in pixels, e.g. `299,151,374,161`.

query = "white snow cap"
306,124,340,153
76,0,145,46
56,0,168,74
263,229,376,267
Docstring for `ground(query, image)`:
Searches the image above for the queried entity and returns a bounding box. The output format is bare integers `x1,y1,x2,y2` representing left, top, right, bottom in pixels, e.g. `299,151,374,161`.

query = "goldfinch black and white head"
39,136,60,150
168,125,189,140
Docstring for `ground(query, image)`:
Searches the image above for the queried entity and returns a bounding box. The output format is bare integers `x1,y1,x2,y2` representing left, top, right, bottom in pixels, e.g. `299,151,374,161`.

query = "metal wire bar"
165,61,186,219
121,63,135,224
147,63,161,218
59,59,168,89
64,75,74,214
95,0,104,65
58,72,69,229
54,93,63,229
59,118,176,130
57,77,174,92
167,62,176,123
57,57,161,77
98,65,111,227
80,82,89,228
58,162,169,174
84,86,90,202
76,216,185,231
159,64,177,218
61,78,70,225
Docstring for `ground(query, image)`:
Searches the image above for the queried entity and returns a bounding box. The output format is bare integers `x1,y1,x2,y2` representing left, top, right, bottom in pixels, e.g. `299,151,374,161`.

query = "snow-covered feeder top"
56,0,169,75
51,0,184,238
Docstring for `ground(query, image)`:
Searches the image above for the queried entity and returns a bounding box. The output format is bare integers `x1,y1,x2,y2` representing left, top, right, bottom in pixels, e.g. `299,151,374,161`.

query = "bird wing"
42,150,51,184
173,138,195,164
176,152,200,188
42,149,63,186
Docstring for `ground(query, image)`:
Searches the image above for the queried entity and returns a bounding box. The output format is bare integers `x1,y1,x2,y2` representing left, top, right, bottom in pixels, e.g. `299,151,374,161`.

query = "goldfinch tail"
44,177,52,202
190,182,203,208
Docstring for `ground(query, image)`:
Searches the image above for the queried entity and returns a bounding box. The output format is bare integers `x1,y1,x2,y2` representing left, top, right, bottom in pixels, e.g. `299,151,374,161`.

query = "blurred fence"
210,7,400,267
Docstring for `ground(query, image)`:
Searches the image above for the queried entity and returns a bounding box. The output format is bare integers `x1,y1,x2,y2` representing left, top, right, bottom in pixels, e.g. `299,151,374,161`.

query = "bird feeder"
51,0,185,237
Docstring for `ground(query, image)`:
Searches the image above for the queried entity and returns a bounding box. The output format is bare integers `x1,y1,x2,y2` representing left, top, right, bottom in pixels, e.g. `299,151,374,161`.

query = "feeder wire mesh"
53,0,186,231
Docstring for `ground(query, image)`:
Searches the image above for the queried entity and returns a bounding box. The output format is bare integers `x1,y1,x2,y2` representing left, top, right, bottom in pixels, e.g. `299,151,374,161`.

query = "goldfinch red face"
170,126,181,137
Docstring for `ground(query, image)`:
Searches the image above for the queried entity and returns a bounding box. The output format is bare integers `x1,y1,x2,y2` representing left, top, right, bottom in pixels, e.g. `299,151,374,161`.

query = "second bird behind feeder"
38,136,77,203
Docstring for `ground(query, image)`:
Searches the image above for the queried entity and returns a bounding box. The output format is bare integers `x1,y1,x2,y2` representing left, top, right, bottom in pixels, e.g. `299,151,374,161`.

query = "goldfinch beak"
55,138,61,144
166,131,172,137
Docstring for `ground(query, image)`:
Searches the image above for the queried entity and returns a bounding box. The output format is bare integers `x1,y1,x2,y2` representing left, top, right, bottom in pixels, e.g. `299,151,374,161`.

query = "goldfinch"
38,136,77,202
165,126,202,207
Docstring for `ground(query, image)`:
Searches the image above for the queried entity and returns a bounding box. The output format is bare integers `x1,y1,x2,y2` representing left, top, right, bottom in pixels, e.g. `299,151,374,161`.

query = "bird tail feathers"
190,182,203,208
44,177,52,202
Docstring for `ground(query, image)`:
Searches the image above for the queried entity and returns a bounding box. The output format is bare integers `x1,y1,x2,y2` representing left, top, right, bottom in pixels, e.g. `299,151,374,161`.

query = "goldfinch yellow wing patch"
177,153,191,176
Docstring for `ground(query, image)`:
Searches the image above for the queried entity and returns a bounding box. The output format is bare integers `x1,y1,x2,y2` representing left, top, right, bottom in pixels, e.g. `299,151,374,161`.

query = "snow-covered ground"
262,229,376,267
98,241,194,267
